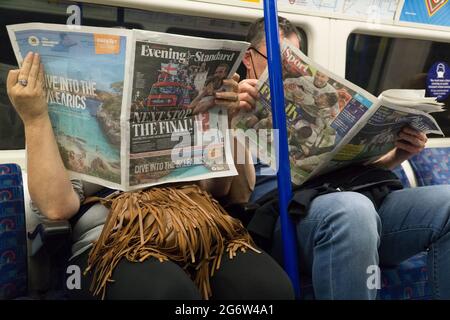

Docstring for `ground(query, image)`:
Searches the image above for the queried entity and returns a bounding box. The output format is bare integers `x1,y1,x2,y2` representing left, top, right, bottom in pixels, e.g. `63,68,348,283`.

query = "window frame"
0,0,316,154
330,19,450,145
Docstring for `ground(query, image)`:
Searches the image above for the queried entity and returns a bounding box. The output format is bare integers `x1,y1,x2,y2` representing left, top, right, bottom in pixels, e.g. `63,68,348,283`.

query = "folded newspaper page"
232,41,444,185
7,23,248,190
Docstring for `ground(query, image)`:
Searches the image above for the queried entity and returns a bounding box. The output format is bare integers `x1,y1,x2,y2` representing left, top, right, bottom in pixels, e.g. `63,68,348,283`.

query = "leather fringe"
83,184,260,299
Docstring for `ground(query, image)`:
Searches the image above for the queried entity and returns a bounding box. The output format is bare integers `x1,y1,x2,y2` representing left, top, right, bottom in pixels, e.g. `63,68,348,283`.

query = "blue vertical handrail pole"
263,0,300,297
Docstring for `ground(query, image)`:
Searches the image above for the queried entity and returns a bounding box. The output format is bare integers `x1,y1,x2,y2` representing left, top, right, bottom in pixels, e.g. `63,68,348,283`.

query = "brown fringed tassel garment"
83,185,260,299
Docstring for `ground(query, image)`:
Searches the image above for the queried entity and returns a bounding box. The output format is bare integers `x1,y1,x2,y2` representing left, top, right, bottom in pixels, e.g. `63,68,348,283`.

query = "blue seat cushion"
379,252,431,300
392,165,411,188
298,252,430,300
409,148,450,186
0,164,27,300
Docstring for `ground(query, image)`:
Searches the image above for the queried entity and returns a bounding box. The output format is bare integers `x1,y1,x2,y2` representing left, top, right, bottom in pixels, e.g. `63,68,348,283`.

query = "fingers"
240,78,258,86
396,141,422,155
215,78,239,110
239,79,259,100
402,126,428,142
27,53,41,88
222,78,239,93
215,91,238,102
214,99,238,108
398,132,426,148
192,100,215,114
38,63,45,91
396,127,427,156
18,52,34,83
239,100,254,111
239,79,258,90
6,69,20,95
238,92,256,111
238,79,259,111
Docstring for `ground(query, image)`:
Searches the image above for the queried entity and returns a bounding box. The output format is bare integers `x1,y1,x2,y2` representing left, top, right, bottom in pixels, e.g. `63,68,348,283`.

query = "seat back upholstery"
409,147,450,186
0,163,27,299
392,165,412,188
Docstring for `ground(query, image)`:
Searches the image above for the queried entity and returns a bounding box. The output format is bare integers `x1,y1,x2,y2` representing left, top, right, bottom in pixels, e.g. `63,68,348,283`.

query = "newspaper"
7,23,248,191
233,41,444,185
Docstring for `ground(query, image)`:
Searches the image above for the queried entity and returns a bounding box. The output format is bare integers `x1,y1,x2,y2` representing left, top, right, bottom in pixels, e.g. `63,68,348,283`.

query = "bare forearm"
198,176,233,199
226,161,255,204
198,163,253,203
199,137,255,203
7,53,80,219
372,149,404,170
25,116,80,220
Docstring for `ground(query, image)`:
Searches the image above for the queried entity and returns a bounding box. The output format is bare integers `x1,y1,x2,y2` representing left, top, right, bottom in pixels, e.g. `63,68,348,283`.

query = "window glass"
0,0,119,150
0,1,307,149
346,33,450,136
125,8,307,82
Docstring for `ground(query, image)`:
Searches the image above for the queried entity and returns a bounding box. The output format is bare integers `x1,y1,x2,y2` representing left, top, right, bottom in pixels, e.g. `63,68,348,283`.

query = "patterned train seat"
0,164,27,299
409,148,450,186
392,165,411,188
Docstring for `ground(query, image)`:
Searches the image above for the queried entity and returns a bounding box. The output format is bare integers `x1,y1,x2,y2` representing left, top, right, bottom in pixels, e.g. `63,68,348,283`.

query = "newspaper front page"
7,23,248,190
127,30,246,188
233,41,443,185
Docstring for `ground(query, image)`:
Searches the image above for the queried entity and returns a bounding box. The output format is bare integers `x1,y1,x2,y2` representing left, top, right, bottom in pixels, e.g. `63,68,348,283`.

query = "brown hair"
246,16,301,48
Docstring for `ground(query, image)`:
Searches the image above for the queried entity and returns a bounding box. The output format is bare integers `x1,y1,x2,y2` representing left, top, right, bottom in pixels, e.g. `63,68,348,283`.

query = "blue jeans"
270,185,450,299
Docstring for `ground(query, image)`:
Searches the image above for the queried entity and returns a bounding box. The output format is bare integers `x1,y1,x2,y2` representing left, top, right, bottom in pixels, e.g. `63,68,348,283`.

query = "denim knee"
311,192,381,253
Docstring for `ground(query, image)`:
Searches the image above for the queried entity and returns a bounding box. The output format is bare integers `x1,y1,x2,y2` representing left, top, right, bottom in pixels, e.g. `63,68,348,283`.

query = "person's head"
313,71,329,88
213,63,229,80
243,16,302,80
315,92,338,109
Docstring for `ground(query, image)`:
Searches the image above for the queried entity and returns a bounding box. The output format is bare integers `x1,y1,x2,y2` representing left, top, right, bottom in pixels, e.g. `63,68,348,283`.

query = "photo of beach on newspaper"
7,23,248,190
7,25,129,185
233,41,444,185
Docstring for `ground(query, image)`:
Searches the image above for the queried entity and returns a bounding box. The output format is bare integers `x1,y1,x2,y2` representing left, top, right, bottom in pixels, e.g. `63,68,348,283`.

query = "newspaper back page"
8,23,132,190
233,41,379,185
233,41,443,185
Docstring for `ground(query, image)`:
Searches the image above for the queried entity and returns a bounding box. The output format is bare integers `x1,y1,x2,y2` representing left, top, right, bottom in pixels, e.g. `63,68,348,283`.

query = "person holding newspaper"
6,51,294,300
237,16,450,299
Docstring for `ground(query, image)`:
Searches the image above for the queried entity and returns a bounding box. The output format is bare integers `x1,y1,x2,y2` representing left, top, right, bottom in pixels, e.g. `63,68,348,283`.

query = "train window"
124,8,307,79
125,9,307,83
0,1,307,150
0,0,126,150
346,34,450,136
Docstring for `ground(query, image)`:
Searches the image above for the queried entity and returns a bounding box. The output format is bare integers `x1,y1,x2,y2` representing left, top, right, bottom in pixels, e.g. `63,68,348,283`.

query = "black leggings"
67,249,294,300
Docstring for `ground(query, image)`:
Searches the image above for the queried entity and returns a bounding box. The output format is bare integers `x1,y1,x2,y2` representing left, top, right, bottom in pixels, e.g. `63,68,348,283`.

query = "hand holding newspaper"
232,41,444,185
7,23,250,191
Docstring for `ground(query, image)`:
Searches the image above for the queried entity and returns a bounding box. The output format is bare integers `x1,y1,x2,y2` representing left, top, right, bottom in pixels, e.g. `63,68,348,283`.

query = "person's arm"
372,126,427,170
203,76,260,203
198,74,256,202
198,136,255,203
6,52,79,220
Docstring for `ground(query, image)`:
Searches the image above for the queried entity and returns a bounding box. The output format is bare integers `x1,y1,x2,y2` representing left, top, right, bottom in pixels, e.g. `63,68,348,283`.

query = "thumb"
232,73,240,83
